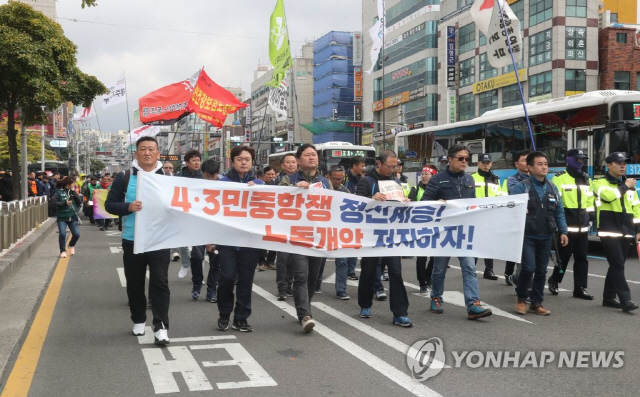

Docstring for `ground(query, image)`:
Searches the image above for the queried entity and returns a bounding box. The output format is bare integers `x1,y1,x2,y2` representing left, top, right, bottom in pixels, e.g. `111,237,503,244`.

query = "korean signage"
372,86,427,112
361,133,373,145
447,89,456,124
135,172,528,262
566,27,587,60
354,67,363,101
384,22,426,50
387,4,441,33
473,68,528,94
530,29,552,66
447,26,456,87
353,31,363,66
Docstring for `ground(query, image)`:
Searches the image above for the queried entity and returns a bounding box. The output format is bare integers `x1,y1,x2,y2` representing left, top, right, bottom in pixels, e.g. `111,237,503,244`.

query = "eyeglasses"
454,156,470,162
382,163,398,170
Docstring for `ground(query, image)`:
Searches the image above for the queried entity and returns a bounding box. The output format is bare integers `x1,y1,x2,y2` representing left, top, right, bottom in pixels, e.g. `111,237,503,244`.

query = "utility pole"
41,107,46,173
20,122,27,199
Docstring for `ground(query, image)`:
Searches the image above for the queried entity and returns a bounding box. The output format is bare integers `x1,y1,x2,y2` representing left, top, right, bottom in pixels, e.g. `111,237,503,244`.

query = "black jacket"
345,169,361,194
421,166,476,201
355,169,399,198
179,166,203,179
0,177,13,201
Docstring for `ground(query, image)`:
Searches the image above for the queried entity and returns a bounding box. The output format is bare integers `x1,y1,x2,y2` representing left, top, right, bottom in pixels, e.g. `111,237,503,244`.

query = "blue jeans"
335,257,348,294
57,219,80,253
347,257,357,275
431,256,480,311
517,237,551,304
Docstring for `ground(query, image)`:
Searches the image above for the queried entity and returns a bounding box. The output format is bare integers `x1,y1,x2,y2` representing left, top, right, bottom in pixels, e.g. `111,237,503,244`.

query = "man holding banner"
105,136,170,345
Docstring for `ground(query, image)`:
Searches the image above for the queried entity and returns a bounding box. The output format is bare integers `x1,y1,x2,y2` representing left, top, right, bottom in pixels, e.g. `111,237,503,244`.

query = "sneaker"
172,252,180,261
217,317,230,331
548,276,559,295
382,270,389,281
60,252,67,258
505,273,513,286
205,291,217,303
285,290,294,297
132,323,145,336
375,290,387,301
153,328,169,345
178,267,189,279
359,307,371,318
347,273,359,280
266,263,277,270
509,275,518,293
232,319,253,332
314,288,322,294
69,246,75,256
277,294,286,301
467,300,492,320
621,301,639,312
419,285,429,295
301,316,315,332
430,298,444,314
515,298,527,315
337,292,350,300
257,264,266,271
393,316,413,327
99,226,105,231
528,303,551,315
191,285,201,300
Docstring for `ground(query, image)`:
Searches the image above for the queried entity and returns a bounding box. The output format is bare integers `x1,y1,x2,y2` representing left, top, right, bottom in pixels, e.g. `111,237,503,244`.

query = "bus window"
593,128,607,177
486,119,528,170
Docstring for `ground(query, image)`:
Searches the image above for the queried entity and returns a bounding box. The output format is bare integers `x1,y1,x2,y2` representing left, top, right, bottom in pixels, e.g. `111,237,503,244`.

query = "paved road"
2,224,640,396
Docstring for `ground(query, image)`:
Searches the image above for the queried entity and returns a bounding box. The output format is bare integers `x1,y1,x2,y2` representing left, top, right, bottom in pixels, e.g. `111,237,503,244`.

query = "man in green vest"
549,148,594,299
471,153,501,280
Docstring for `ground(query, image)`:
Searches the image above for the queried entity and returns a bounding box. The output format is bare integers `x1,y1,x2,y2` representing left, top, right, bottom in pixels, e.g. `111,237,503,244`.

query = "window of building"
565,69,586,93
637,73,640,91
529,28,552,66
617,33,627,44
479,53,498,81
611,13,618,22
566,27,587,60
459,23,476,55
374,78,382,101
403,94,438,123
503,60,525,74
511,0,525,26
387,0,441,26
459,57,475,88
459,93,475,121
479,32,486,46
530,0,552,27
478,90,498,115
566,0,587,17
614,71,630,90
457,0,473,9
529,71,552,98
502,84,523,107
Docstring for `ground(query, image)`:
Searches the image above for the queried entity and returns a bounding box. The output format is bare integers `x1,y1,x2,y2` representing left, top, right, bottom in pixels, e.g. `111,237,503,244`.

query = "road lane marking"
311,302,449,369
1,243,71,397
546,266,640,285
252,284,442,397
110,246,124,254
136,327,238,344
117,268,149,288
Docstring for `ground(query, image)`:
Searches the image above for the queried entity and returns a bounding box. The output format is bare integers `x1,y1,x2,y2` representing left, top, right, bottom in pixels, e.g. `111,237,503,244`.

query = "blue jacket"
218,168,264,184
511,174,568,237
421,166,475,201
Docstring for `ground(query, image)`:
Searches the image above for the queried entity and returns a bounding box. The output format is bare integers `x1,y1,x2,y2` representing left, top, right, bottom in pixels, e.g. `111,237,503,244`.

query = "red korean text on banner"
186,68,248,127
139,71,200,125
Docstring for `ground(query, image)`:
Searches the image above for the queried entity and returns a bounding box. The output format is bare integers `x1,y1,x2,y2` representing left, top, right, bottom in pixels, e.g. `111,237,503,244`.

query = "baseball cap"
397,159,403,165
439,155,448,162
567,148,588,159
422,166,437,175
605,152,629,164
478,153,492,162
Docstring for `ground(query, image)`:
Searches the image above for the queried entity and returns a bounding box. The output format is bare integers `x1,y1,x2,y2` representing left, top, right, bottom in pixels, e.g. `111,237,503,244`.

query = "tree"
90,159,105,174
0,132,58,170
0,1,106,198
81,0,98,8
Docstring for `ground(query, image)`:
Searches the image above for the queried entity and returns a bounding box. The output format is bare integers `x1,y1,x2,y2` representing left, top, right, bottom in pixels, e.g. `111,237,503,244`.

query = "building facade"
16,0,56,19
599,26,640,91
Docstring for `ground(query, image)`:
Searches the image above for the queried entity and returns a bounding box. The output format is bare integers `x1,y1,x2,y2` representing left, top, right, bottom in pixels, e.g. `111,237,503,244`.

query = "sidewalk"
0,218,58,386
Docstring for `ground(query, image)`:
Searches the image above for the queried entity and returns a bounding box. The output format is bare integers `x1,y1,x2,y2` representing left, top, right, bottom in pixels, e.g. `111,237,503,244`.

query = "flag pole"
123,71,132,134
496,0,535,151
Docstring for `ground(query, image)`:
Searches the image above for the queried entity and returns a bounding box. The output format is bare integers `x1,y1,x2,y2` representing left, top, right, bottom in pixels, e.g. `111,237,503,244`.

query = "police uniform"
549,149,594,299
592,152,640,312
470,153,501,280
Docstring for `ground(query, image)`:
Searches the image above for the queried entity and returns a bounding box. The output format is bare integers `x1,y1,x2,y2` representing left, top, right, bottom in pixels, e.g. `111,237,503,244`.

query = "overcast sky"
2,0,362,133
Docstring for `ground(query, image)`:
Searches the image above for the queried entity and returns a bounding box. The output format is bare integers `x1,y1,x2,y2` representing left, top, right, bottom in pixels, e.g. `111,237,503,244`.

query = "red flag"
139,71,200,125
186,68,247,127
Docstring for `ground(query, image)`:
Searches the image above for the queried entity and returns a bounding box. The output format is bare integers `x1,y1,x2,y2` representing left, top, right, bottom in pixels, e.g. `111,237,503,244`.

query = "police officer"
395,159,410,197
549,148,594,299
592,152,639,312
471,153,501,280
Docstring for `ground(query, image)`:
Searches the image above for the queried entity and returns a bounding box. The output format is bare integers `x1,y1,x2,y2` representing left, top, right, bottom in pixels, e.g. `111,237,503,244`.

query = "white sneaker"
154,329,170,345
132,323,145,336
172,252,180,261
69,247,75,256
178,267,189,279
375,290,387,301
60,252,67,258
301,316,315,333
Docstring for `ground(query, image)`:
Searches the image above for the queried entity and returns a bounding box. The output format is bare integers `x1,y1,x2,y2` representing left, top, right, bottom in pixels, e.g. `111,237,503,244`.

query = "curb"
0,218,56,292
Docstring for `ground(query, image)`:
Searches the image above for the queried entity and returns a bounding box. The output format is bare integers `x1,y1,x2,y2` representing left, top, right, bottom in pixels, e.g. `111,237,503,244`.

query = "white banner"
471,0,522,68
133,173,527,260
268,80,288,122
100,73,127,109
73,105,95,121
365,0,385,75
127,125,161,145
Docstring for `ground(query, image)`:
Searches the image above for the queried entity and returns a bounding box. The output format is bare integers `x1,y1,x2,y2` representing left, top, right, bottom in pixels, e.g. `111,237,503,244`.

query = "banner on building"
471,0,523,68
447,26,456,87
186,68,248,127
139,71,200,125
352,31,363,66
267,0,292,88
268,78,288,122
93,190,117,219
354,67,363,101
128,125,162,146
134,173,528,260
366,0,385,75
100,73,127,109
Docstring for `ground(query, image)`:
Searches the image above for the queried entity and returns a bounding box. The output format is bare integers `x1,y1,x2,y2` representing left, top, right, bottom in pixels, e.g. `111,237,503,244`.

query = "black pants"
552,232,589,289
288,254,323,320
315,258,327,291
276,251,293,294
97,218,112,228
207,250,220,296
600,237,633,303
505,261,516,275
416,256,434,287
122,240,170,332
474,258,494,272
358,256,409,318
259,249,277,265
217,246,260,321
190,245,206,289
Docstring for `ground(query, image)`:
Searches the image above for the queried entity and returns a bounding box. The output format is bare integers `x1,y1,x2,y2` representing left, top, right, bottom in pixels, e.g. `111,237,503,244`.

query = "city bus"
268,141,377,174
395,90,640,187
28,161,69,176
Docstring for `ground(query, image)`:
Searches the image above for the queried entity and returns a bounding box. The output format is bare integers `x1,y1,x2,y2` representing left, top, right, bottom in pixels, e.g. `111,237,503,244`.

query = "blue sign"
405,151,417,158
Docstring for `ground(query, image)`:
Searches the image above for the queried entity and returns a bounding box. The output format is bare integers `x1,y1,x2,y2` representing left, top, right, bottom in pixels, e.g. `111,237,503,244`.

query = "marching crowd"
40,135,639,346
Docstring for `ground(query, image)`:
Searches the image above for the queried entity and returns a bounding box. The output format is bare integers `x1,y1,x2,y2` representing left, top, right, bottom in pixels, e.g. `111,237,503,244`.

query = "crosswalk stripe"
116,268,149,288
252,284,442,397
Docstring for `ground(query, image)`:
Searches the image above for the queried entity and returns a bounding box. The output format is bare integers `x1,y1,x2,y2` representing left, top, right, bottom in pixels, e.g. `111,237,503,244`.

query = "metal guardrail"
1,196,49,251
